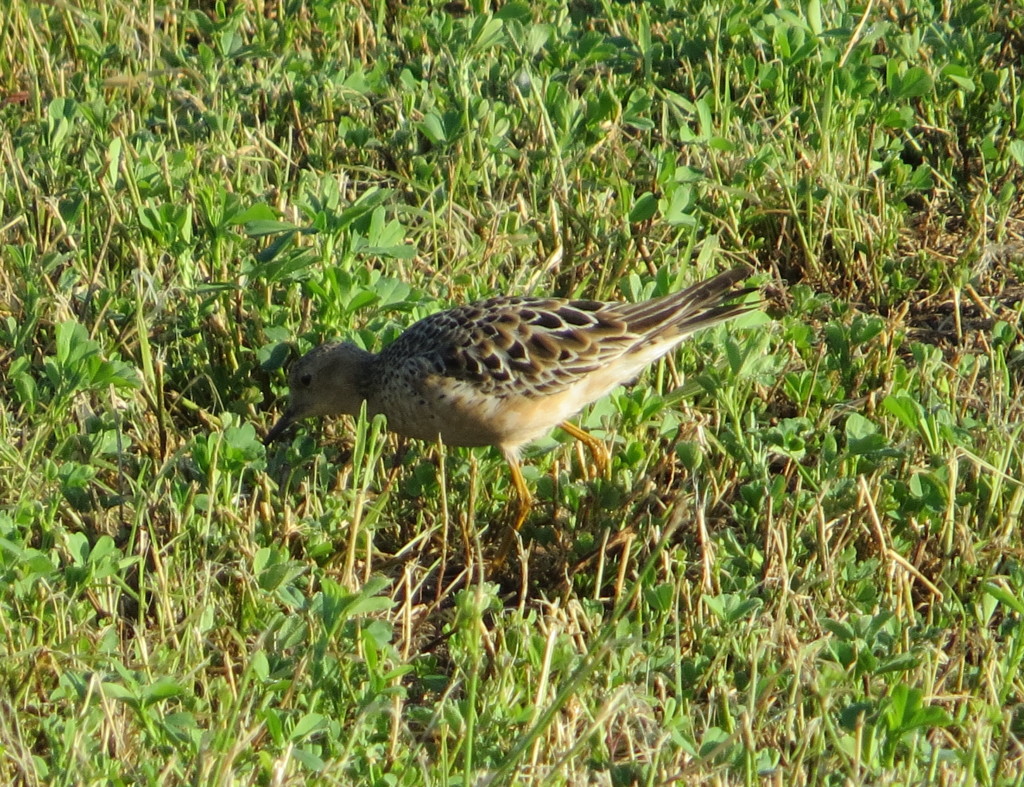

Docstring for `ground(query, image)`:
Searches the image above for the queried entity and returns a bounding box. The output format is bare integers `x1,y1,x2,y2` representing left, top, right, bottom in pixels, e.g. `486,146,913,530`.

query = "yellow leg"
495,454,532,564
559,421,610,477
507,455,533,530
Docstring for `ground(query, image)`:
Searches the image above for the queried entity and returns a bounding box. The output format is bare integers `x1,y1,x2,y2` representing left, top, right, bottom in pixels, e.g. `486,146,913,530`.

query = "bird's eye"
299,373,312,387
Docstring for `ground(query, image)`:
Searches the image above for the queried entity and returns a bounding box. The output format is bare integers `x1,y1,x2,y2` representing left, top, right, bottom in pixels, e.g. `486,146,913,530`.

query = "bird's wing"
382,296,639,398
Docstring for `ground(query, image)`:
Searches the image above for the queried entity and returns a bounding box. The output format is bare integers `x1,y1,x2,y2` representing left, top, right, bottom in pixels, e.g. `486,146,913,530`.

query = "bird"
264,266,760,555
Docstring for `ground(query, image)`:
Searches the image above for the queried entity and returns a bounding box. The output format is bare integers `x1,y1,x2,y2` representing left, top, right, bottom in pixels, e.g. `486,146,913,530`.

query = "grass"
2,0,1024,783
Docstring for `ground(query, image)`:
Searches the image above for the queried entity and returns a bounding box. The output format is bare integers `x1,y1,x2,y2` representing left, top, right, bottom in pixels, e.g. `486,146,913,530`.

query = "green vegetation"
2,0,1023,783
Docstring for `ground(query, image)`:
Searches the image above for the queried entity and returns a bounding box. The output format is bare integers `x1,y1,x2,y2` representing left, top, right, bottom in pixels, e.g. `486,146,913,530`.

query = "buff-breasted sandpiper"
265,266,760,553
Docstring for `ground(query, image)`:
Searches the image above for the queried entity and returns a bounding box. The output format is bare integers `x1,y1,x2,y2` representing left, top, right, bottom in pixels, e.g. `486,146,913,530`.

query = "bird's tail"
617,266,760,342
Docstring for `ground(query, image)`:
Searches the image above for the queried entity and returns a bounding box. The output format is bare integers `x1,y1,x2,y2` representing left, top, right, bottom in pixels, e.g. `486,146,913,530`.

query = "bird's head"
264,341,373,444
